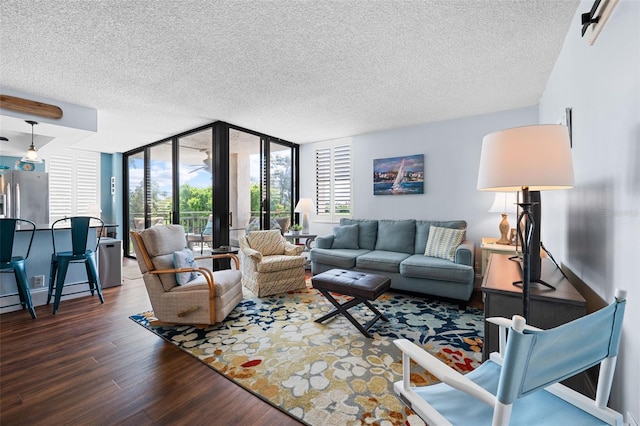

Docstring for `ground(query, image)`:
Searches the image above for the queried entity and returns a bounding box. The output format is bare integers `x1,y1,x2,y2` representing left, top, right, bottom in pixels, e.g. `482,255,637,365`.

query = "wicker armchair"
130,224,242,324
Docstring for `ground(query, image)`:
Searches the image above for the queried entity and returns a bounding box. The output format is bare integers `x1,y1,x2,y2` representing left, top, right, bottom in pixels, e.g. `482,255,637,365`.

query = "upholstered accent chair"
238,229,306,297
130,225,242,324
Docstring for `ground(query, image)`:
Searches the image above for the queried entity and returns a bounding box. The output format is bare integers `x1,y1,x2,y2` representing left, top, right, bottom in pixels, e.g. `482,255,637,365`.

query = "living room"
0,0,638,424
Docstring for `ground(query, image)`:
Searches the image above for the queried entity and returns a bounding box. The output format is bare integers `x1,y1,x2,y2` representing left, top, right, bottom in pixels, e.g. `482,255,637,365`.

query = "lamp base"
496,213,511,245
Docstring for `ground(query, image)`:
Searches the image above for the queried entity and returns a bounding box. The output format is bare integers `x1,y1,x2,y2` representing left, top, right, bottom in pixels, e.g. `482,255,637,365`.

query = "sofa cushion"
332,224,359,249
356,250,410,273
374,219,415,254
424,226,466,261
246,230,286,256
400,254,474,284
310,248,370,269
173,248,198,285
340,218,378,250
414,220,467,254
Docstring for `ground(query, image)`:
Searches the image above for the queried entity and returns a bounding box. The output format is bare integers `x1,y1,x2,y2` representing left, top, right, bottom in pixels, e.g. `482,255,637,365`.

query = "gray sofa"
310,218,475,301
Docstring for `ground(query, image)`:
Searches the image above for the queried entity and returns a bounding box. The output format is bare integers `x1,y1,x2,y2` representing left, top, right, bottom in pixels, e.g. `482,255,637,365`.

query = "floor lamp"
477,124,574,320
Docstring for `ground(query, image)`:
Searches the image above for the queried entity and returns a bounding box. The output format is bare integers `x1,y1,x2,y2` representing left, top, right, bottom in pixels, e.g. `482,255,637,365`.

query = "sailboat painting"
373,154,424,195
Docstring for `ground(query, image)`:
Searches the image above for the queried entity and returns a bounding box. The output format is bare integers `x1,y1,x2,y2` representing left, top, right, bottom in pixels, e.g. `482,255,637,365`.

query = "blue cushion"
374,219,415,254
340,218,378,250
202,220,213,235
400,254,473,283
332,224,359,249
356,250,410,273
173,249,198,285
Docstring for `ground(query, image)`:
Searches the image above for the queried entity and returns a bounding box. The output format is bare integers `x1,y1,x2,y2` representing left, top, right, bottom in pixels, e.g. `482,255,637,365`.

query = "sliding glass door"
124,121,298,257
228,127,296,246
177,128,214,251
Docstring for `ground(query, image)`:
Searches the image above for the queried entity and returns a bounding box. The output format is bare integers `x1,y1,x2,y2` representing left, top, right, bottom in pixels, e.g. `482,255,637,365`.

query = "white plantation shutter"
48,151,100,222
315,142,351,221
76,157,98,215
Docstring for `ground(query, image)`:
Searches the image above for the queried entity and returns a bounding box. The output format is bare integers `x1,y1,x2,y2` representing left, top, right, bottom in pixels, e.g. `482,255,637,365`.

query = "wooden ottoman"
311,269,391,338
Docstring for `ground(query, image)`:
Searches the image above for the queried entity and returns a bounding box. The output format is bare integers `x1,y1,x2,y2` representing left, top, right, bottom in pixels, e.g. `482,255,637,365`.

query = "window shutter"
48,152,100,222
49,156,73,221
314,143,351,221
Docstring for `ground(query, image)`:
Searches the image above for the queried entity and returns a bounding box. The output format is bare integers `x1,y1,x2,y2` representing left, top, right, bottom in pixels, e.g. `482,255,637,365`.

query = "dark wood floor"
0,259,301,425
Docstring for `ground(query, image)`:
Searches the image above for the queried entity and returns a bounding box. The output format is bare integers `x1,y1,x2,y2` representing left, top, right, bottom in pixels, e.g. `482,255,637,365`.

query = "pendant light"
21,120,43,163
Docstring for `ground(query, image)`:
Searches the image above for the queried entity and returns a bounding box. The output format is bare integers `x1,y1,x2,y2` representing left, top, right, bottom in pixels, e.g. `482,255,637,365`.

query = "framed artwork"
373,154,424,195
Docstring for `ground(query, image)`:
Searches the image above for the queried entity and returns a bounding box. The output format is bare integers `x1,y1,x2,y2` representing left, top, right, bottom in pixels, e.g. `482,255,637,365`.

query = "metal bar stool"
47,216,105,314
0,218,37,318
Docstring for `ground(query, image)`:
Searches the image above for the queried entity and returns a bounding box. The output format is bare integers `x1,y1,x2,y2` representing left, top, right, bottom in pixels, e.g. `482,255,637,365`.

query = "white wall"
300,1,638,419
299,106,538,271
539,0,639,420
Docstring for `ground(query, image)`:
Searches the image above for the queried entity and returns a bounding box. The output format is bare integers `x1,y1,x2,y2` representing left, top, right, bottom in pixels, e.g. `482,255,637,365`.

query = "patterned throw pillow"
424,226,466,261
173,248,198,285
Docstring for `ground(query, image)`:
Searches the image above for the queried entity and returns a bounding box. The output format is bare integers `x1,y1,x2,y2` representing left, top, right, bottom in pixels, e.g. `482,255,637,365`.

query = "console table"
481,253,589,395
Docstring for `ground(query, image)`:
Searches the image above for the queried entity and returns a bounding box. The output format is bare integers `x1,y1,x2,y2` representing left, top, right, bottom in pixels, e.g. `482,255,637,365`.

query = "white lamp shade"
477,124,574,192
294,198,314,213
488,192,518,214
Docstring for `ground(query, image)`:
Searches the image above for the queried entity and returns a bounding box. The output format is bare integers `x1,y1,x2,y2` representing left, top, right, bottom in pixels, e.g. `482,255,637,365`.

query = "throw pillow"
202,220,213,235
424,226,466,261
331,224,359,249
245,218,260,234
173,248,199,285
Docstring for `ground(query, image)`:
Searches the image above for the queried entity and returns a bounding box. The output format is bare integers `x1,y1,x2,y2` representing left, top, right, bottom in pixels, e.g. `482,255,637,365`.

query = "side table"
480,237,518,276
209,246,239,271
283,233,317,251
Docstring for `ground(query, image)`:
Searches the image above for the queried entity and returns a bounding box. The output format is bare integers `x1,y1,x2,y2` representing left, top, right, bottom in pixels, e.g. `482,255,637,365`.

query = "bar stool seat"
0,218,37,318
48,216,105,314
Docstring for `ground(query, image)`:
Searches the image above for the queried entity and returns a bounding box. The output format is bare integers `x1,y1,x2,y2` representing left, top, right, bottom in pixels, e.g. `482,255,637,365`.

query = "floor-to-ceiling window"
123,122,298,257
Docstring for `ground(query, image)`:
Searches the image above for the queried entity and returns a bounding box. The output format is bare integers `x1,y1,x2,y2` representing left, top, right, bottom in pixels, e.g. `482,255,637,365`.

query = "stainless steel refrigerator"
0,170,49,224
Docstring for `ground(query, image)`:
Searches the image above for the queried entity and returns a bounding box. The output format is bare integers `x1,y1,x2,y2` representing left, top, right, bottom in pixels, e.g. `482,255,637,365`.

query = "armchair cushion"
173,248,198,285
256,255,306,273
424,226,466,261
332,224,359,249
246,229,286,256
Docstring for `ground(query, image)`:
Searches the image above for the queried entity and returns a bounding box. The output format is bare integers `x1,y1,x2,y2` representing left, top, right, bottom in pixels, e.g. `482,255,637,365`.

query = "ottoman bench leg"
315,288,389,338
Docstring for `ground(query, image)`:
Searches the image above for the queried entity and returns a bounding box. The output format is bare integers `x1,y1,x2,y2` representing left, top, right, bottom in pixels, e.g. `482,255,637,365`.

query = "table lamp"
477,124,574,320
488,192,518,245
294,198,314,234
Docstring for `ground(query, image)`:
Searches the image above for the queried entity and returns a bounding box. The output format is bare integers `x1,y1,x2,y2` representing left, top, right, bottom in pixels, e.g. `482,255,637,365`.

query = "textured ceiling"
0,0,579,153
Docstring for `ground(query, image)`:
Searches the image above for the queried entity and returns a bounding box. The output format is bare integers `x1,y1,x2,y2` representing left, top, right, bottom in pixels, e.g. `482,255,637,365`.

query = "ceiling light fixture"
21,120,43,164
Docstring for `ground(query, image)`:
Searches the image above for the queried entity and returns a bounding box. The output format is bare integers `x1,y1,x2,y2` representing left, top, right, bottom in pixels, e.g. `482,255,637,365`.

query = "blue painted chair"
47,216,105,314
394,289,627,426
0,218,37,318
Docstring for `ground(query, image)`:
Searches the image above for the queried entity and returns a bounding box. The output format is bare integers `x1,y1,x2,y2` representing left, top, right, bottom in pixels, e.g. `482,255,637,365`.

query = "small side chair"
48,216,105,314
0,218,37,318
394,289,627,426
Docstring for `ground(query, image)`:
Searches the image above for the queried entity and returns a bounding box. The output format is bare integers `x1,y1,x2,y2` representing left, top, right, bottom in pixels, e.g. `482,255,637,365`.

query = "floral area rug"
130,285,484,425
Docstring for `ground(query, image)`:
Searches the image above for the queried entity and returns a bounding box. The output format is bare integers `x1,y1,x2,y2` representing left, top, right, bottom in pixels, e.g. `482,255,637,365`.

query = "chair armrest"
284,242,304,255
149,266,216,294
394,339,496,408
315,235,334,249
240,246,263,262
454,240,474,267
